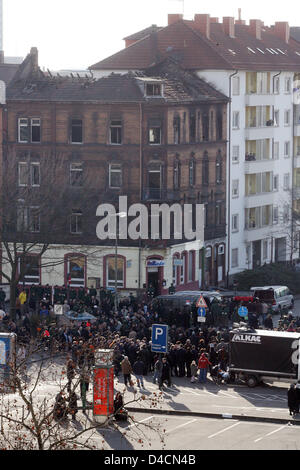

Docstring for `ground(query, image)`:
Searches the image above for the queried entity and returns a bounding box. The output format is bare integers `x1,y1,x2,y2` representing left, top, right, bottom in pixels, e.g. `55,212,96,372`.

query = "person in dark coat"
67,391,78,421
288,384,299,417
159,357,172,390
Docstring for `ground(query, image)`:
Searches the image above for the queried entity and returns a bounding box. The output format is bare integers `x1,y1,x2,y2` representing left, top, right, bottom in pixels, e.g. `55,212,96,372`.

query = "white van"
250,286,294,313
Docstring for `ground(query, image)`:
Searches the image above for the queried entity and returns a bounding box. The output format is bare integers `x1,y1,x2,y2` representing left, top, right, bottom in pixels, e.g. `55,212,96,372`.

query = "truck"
228,327,300,387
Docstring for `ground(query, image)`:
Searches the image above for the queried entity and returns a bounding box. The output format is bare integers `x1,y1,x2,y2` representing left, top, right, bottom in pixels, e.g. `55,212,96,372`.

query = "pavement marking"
165,419,198,434
254,425,287,443
125,416,154,430
218,391,239,399
208,421,241,439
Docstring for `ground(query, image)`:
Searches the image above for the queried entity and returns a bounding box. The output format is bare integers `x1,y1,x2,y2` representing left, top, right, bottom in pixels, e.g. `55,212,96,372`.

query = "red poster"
93,367,114,416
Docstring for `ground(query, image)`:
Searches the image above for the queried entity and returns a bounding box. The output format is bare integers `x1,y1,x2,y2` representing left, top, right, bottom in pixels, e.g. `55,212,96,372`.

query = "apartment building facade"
90,14,300,280
2,49,228,294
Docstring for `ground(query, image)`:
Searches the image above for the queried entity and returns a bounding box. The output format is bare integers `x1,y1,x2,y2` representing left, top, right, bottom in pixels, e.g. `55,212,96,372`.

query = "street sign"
196,295,208,309
151,324,168,354
197,307,206,323
238,306,248,318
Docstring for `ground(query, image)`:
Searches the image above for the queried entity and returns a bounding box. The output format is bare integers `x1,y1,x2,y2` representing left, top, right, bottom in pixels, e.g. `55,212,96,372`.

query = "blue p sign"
151,324,168,354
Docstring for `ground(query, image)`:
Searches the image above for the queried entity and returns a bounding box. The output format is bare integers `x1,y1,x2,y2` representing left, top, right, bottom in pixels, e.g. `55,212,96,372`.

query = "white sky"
4,0,300,70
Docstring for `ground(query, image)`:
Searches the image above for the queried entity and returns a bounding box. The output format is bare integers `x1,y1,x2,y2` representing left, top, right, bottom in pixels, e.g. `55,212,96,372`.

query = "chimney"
249,19,262,40
168,14,183,26
194,14,211,39
30,47,39,72
223,17,235,38
274,22,290,43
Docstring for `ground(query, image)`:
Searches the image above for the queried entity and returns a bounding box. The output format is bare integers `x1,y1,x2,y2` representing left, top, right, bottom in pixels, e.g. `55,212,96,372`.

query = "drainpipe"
226,70,238,288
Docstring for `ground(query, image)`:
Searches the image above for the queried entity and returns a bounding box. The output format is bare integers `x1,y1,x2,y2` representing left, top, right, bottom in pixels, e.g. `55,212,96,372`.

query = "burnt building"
2,48,228,294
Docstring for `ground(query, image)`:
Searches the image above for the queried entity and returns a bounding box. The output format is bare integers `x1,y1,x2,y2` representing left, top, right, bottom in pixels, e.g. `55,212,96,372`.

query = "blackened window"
216,152,222,184
70,163,83,187
173,116,180,144
189,159,195,187
216,109,223,140
189,112,196,143
202,112,209,141
71,119,83,144
109,164,122,188
31,119,41,143
146,83,162,96
110,120,122,145
173,160,181,189
202,152,209,185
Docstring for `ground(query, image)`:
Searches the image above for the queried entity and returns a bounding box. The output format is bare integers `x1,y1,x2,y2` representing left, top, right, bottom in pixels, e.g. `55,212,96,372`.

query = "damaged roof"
7,58,228,104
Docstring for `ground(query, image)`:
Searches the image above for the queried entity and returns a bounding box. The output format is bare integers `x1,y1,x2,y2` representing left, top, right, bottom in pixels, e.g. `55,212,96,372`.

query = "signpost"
197,307,206,323
151,324,169,354
238,306,248,318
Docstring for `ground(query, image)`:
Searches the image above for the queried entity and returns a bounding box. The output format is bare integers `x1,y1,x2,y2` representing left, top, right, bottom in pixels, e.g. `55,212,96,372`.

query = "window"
70,162,83,187
189,112,196,143
31,118,41,143
173,160,180,190
263,240,268,260
231,248,239,268
188,251,194,282
18,118,29,143
273,174,279,191
232,180,239,198
202,112,209,141
232,76,240,95
216,153,222,184
67,256,85,287
202,152,209,185
232,111,240,129
70,210,83,234
284,110,291,126
146,83,162,97
109,164,122,189
30,162,40,186
232,214,239,232
232,145,239,163
273,76,280,94
284,173,290,190
284,141,290,158
148,122,161,145
106,256,125,288
273,142,279,159
180,254,186,284
17,206,40,233
110,120,122,145
71,119,83,144
19,255,40,285
215,204,221,225
273,109,280,127
173,116,181,144
216,109,223,140
273,206,279,225
285,77,291,93
189,159,195,187
18,162,28,186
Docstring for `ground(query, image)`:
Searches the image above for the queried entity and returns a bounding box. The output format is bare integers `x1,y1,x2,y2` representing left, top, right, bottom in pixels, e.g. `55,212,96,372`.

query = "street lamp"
114,212,127,313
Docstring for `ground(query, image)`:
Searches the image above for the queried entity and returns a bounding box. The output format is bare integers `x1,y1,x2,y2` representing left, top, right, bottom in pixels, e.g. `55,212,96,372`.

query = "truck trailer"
229,328,300,387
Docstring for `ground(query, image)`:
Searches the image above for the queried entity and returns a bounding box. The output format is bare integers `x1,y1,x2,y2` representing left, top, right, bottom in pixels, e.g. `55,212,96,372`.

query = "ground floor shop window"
18,254,40,285
106,256,125,288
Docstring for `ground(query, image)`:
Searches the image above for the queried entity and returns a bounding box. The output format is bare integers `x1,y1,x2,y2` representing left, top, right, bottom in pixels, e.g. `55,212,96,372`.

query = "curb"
125,406,300,426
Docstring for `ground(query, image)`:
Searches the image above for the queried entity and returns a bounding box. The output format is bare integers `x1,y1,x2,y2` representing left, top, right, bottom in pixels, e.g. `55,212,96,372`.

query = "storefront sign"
147,260,165,267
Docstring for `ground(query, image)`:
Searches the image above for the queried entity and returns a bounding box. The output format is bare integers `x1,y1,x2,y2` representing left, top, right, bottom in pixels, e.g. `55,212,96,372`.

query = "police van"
250,286,294,312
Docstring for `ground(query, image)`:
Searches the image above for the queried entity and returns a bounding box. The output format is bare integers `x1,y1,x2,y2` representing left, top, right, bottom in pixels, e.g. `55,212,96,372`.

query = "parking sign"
151,324,169,354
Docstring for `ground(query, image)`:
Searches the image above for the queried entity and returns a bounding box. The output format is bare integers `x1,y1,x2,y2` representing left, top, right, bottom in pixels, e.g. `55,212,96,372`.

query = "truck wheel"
246,375,258,388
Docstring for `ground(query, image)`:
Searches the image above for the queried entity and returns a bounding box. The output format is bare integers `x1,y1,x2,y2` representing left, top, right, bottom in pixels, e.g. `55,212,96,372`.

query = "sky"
3,0,300,71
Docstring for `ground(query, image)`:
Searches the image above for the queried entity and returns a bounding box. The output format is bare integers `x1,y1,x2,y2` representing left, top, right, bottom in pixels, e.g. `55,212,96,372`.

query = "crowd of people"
0,283,299,421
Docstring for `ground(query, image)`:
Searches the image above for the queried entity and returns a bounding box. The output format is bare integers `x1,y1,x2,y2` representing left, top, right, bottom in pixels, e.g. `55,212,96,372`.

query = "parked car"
250,286,294,313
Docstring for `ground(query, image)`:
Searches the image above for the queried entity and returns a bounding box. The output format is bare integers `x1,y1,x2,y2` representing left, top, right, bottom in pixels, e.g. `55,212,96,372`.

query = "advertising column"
93,349,114,425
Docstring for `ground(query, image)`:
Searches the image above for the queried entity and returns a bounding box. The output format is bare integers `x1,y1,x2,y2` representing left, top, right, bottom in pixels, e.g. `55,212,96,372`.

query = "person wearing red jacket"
198,352,212,384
